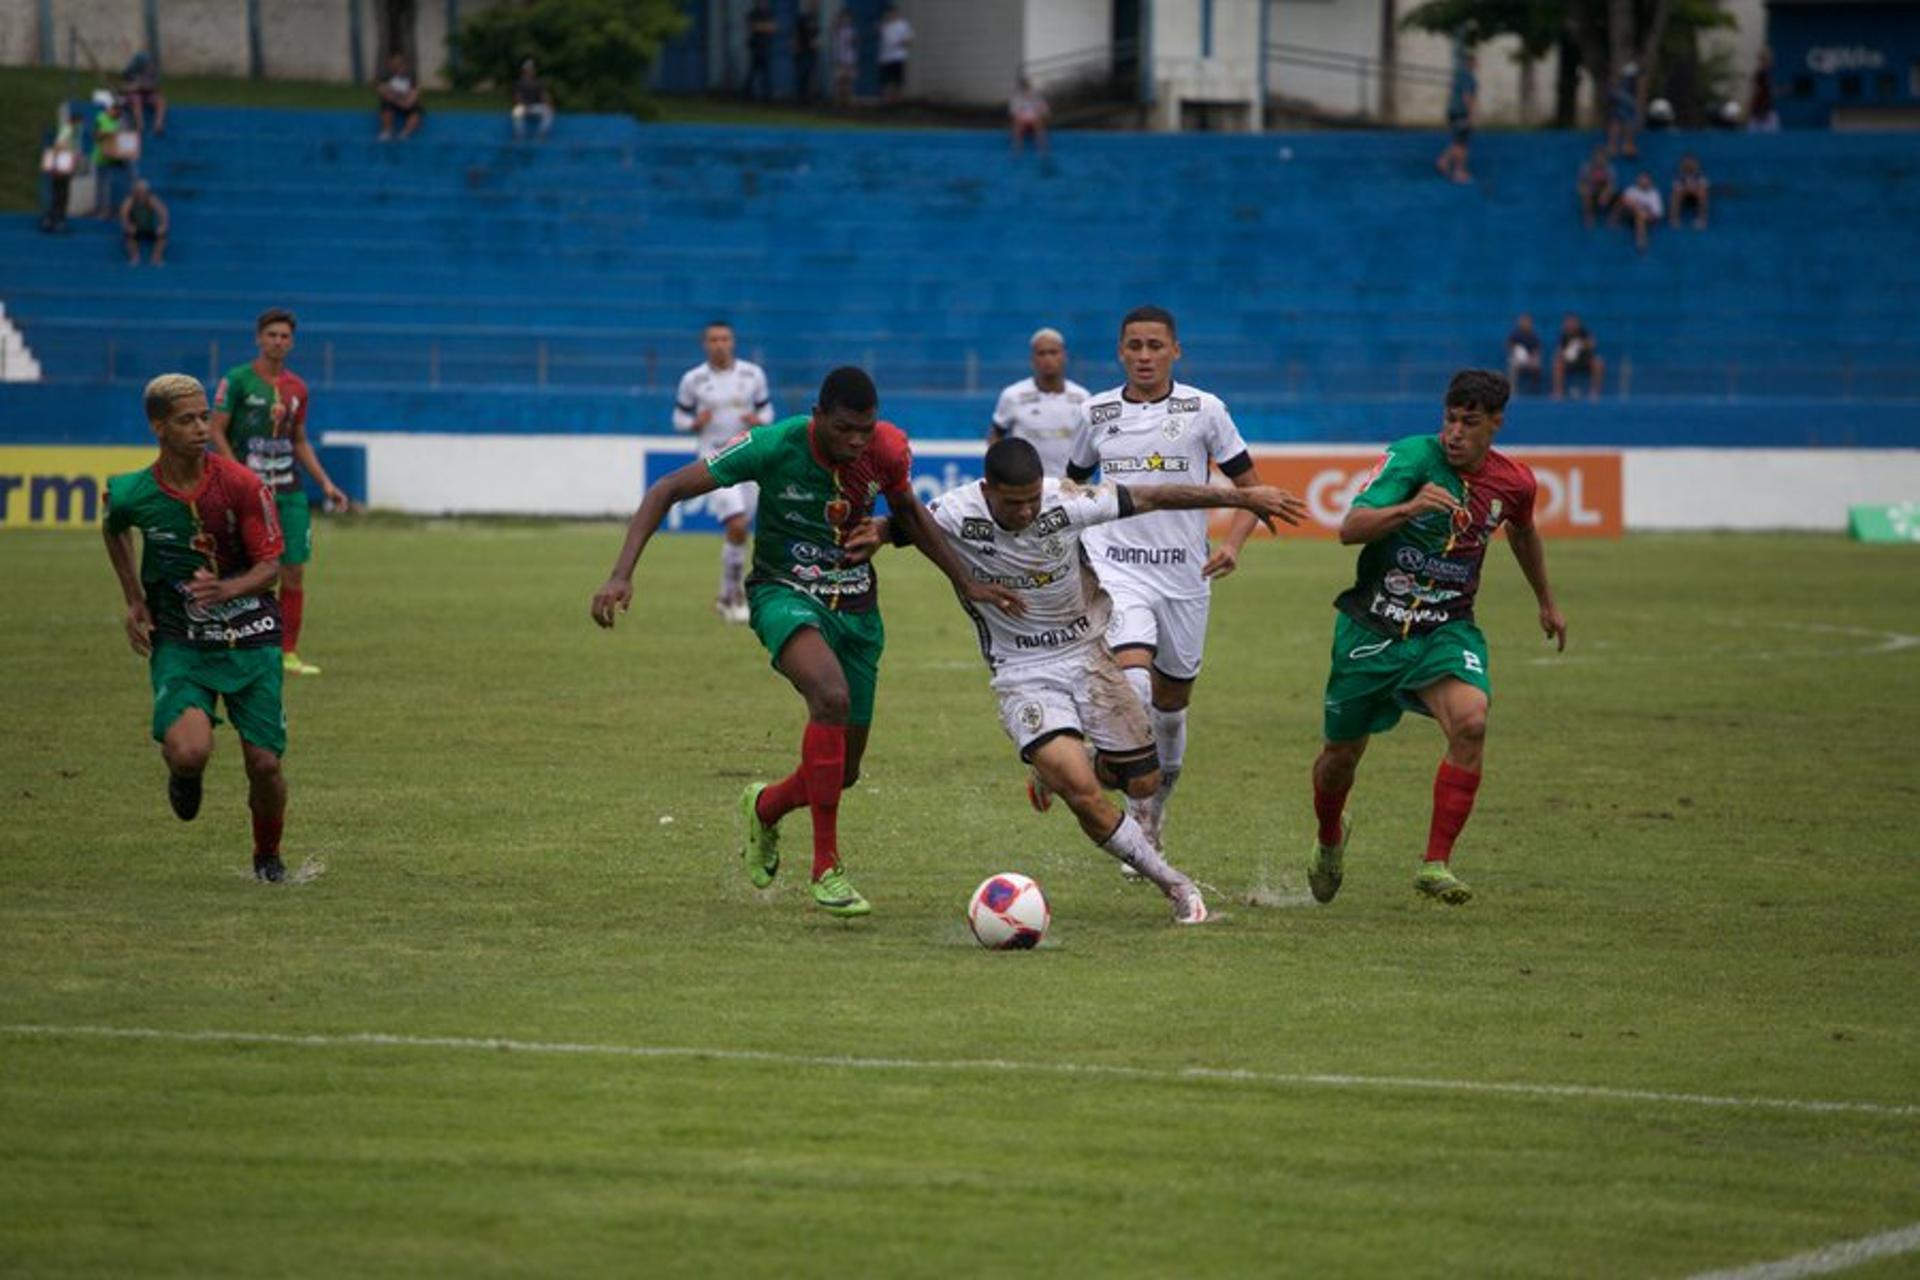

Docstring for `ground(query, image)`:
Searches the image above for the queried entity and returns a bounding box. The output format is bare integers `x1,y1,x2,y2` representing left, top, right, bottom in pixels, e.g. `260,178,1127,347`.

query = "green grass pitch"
2,521,1917,1277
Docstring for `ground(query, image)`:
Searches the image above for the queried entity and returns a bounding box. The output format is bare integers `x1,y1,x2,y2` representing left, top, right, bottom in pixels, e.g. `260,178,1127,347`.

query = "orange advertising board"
1210,449,1623,539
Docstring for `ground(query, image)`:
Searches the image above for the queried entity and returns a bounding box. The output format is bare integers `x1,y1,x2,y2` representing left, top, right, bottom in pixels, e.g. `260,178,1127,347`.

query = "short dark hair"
1119,305,1177,338
984,437,1043,487
704,320,732,333
1445,370,1511,415
817,366,878,415
256,307,297,334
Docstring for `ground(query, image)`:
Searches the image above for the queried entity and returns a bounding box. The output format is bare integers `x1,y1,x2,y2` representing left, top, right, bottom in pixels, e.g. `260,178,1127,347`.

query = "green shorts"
748,584,885,727
276,490,312,566
150,642,287,755
1322,613,1490,743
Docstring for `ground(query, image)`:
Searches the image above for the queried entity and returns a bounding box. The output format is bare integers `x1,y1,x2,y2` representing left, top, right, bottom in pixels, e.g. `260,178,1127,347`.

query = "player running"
210,308,345,677
1063,305,1269,865
103,374,294,883
672,321,774,624
1308,370,1567,905
987,327,1088,478
591,367,1021,918
860,438,1306,924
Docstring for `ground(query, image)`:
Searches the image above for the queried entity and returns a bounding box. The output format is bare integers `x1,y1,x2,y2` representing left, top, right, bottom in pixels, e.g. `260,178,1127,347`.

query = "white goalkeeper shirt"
673,359,773,455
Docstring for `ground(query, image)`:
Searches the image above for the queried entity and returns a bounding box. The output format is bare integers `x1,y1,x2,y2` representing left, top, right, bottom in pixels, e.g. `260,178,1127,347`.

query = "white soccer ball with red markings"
967,873,1050,950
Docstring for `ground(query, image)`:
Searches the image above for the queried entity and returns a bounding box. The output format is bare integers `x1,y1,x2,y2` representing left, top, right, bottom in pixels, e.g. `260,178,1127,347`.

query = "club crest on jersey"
1161,421,1184,441
1090,402,1122,426
1017,702,1045,732
825,497,851,526
1450,505,1472,533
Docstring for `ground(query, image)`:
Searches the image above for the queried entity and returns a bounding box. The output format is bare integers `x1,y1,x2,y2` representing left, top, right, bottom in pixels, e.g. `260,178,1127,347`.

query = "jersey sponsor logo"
1090,402,1122,426
1017,391,1041,405
779,482,819,502
960,517,996,542
1031,507,1070,535
1104,546,1187,566
1394,547,1473,584
1104,454,1190,475
1369,593,1450,628
791,540,842,564
1013,614,1093,650
1168,396,1201,414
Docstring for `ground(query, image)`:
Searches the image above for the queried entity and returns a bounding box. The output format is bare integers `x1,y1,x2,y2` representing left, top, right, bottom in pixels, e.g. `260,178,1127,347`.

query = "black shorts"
1677,190,1705,217
880,61,906,89
1449,117,1472,144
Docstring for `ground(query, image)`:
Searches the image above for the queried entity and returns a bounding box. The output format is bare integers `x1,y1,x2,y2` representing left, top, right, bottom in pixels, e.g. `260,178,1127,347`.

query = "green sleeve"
1349,437,1434,511
102,474,136,535
704,427,765,488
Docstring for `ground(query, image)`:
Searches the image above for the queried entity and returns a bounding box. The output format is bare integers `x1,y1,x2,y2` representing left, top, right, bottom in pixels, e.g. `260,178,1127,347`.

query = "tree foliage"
449,0,687,116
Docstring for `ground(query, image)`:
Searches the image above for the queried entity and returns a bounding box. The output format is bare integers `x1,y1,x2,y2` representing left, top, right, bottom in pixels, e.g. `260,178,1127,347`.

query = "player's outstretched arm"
101,525,153,657
1122,482,1307,525
1506,523,1567,651
591,460,720,628
1339,483,1461,545
889,493,1027,616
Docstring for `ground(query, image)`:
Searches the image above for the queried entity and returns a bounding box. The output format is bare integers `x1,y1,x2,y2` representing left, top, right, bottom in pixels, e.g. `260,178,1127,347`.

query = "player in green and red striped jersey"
592,367,1021,917
1309,370,1568,905
211,307,345,677
103,374,294,882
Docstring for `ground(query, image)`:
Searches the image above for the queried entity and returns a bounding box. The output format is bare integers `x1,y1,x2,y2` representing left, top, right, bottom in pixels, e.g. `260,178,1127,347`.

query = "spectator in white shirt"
1611,170,1664,253
1010,77,1050,154
878,7,912,104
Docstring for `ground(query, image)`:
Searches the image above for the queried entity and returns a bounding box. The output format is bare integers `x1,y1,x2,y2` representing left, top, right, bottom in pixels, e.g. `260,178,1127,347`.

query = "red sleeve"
230,462,286,561
1507,460,1538,530
875,422,914,500
285,374,311,436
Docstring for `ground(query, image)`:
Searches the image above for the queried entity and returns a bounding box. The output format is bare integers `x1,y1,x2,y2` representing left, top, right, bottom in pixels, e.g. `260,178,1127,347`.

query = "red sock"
1425,760,1482,863
800,721,847,879
281,587,305,652
252,810,284,857
755,770,808,825
1313,781,1350,847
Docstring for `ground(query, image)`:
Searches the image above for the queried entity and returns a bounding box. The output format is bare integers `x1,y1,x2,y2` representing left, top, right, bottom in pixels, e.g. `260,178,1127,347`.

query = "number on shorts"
1461,649,1484,674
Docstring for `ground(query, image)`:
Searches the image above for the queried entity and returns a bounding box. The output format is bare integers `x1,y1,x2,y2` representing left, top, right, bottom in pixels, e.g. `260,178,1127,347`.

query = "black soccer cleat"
167,772,203,822
253,853,286,883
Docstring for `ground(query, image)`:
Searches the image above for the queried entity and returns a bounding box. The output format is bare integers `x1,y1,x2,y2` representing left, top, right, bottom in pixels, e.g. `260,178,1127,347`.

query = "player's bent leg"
240,739,287,883
1030,736,1205,924
161,708,215,822
772,626,869,915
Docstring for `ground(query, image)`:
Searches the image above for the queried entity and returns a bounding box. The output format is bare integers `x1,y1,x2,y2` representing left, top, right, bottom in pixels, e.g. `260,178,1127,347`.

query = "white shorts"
708,479,758,525
1102,579,1210,681
995,645,1152,762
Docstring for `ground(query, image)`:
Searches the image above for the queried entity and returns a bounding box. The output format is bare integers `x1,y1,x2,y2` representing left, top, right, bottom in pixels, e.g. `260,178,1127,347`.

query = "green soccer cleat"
1415,862,1473,905
282,652,322,676
810,866,871,917
741,782,780,889
1308,813,1352,905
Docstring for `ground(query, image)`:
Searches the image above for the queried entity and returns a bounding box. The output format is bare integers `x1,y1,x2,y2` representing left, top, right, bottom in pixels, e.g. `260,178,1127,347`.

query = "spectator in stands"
90,94,132,217
1010,77,1050,155
878,6,913,104
1576,146,1617,229
1435,50,1476,184
377,53,423,141
511,59,555,141
39,113,79,234
831,9,859,106
1607,61,1640,158
1506,313,1543,393
1553,313,1606,399
1748,48,1780,133
744,2,777,102
119,179,169,267
793,3,821,104
1670,154,1710,230
1612,171,1663,252
122,51,167,137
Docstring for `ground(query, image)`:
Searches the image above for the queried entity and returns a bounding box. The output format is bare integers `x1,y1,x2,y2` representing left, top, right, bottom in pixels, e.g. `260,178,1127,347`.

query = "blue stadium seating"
2,107,1916,445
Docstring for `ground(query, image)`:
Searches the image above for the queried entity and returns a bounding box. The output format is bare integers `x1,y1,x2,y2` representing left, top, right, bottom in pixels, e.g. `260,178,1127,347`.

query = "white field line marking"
6,1024,1919,1120
1684,1221,1920,1280
1529,622,1920,667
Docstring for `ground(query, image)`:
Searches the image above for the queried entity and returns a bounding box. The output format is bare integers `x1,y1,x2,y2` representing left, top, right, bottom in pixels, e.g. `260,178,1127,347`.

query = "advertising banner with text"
0,447,157,529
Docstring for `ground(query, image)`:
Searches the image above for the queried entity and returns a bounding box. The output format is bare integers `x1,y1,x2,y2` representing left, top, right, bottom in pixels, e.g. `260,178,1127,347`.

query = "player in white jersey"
672,321,773,623
857,438,1305,924
1065,305,1271,863
987,327,1089,478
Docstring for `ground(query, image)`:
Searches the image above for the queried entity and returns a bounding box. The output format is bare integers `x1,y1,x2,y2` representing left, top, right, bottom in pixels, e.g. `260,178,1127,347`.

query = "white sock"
1101,813,1188,892
1151,706,1187,802
1123,665,1153,714
720,541,747,601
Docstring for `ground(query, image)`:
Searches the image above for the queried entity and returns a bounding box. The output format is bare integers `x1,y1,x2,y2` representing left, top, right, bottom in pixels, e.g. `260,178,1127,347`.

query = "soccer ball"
967,873,1050,950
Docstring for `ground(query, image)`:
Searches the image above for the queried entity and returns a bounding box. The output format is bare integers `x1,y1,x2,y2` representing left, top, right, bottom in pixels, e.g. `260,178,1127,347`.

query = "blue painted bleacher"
2,108,1916,446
